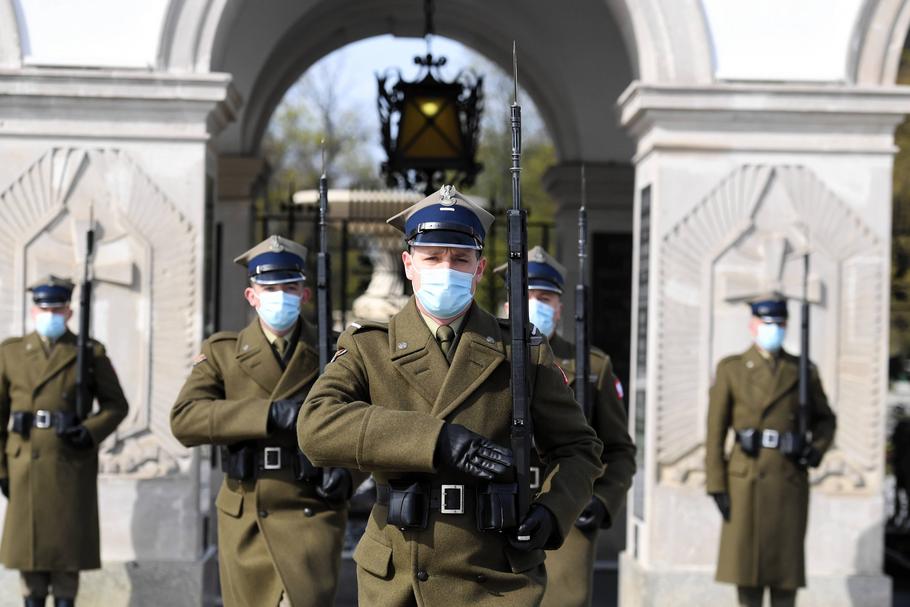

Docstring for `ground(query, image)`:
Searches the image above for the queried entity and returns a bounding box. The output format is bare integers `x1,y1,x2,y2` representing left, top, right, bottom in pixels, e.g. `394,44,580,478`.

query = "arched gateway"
0,1,908,605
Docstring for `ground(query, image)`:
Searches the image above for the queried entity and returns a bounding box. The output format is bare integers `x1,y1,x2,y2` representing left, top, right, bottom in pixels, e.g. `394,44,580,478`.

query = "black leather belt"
9,410,78,436
221,445,321,483
737,428,783,449
376,483,471,515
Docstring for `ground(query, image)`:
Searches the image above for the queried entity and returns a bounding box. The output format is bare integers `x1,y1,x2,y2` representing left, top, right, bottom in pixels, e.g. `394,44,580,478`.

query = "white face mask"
414,267,476,319
256,290,301,331
528,299,557,337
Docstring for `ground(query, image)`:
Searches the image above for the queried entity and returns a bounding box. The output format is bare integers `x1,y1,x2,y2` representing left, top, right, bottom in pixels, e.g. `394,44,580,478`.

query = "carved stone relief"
656,165,883,493
0,148,198,477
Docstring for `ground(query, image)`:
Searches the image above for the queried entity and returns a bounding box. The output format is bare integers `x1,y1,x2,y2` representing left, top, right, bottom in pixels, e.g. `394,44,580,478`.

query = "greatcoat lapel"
432,305,505,419
234,320,283,395
388,299,447,408
23,332,47,389
763,351,798,414
34,331,77,393
272,320,320,401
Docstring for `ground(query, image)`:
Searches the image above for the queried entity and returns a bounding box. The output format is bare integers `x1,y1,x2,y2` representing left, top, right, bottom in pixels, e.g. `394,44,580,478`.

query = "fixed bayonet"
317,139,332,372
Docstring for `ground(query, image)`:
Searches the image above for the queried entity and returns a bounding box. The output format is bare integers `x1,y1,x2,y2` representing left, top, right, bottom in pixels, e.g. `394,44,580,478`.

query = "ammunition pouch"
476,482,519,532
383,481,430,530
295,451,323,484
737,428,760,457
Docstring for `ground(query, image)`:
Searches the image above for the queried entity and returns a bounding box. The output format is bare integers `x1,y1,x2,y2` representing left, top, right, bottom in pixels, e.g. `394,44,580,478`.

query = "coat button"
416,570,429,582
259,510,269,518
303,507,314,517
476,574,487,583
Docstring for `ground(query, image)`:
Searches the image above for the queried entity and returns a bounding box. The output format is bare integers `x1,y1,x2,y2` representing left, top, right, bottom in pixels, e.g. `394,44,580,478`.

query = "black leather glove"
509,504,557,551
316,467,353,508
434,423,513,480
0,478,8,499
268,400,303,433
61,425,95,450
711,492,731,521
800,444,823,468
575,497,609,532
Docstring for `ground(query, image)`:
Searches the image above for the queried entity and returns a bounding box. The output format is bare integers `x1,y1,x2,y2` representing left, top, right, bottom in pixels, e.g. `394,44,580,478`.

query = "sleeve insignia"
192,353,208,367
554,362,569,385
330,348,348,364
613,376,625,400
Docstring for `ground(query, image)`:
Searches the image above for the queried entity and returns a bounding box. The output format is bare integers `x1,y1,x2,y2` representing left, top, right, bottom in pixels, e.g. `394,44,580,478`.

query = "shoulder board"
589,348,608,363
208,331,238,343
348,320,388,334
0,336,23,348
529,325,545,346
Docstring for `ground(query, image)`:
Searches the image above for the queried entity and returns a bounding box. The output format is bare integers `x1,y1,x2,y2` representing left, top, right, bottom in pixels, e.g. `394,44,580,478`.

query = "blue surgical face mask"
256,290,301,331
528,298,557,337
35,311,67,340
415,267,475,319
756,322,786,353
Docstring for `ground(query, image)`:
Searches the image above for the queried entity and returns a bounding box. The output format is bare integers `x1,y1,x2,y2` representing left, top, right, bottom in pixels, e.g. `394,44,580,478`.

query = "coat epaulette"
348,320,389,334
208,331,238,343
0,336,22,348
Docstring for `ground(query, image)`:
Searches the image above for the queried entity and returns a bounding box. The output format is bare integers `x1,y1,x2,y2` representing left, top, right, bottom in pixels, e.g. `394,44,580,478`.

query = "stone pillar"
216,155,267,332
0,68,239,606
616,82,904,607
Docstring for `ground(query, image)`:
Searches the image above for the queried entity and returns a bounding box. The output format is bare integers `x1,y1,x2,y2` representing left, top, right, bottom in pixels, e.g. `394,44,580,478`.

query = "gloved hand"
0,478,8,499
799,444,823,468
268,400,303,433
317,467,353,508
509,504,557,551
575,496,609,532
434,423,513,480
711,492,731,521
62,425,95,450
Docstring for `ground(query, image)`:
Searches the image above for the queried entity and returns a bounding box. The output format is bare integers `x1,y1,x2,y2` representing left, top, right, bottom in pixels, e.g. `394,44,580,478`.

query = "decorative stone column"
616,82,907,607
0,68,238,606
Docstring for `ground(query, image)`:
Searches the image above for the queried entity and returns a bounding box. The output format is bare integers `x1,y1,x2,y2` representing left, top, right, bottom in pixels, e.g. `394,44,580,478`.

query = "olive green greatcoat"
705,346,836,589
0,331,128,571
170,319,348,607
540,334,636,607
298,299,605,607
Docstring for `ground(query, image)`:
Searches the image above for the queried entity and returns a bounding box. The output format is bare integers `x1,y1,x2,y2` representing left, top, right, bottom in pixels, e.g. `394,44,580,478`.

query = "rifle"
317,140,332,372
75,208,96,421
506,42,532,533
575,165,592,420
798,252,811,462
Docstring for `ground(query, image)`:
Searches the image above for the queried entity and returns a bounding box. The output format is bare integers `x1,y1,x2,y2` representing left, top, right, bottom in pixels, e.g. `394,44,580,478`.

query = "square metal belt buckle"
263,447,282,470
529,466,541,490
34,410,52,429
440,484,465,514
761,429,780,449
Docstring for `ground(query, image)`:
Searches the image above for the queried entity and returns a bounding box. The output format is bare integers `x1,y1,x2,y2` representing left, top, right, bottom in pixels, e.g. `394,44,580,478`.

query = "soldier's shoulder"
0,336,23,349
347,320,389,334
495,318,547,346
589,346,609,364
199,331,239,356
716,353,746,372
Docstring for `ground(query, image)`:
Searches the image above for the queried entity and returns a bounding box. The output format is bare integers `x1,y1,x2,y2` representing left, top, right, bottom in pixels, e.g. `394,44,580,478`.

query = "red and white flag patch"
613,376,624,400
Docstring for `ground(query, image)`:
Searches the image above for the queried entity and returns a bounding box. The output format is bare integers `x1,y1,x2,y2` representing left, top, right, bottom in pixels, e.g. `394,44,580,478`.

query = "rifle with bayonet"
575,165,592,420
75,209,96,421
797,251,814,466
506,42,532,531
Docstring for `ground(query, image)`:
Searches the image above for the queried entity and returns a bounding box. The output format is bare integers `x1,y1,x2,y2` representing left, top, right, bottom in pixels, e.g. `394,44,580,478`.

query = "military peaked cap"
750,295,788,323
493,245,566,294
387,185,494,250
28,274,75,307
234,235,308,285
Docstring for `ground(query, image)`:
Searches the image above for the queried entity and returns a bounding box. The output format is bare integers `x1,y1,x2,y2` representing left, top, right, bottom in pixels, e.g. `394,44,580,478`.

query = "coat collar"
272,319,320,401
431,303,505,419
32,331,78,392
235,319,285,395
742,345,798,413
388,298,449,407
